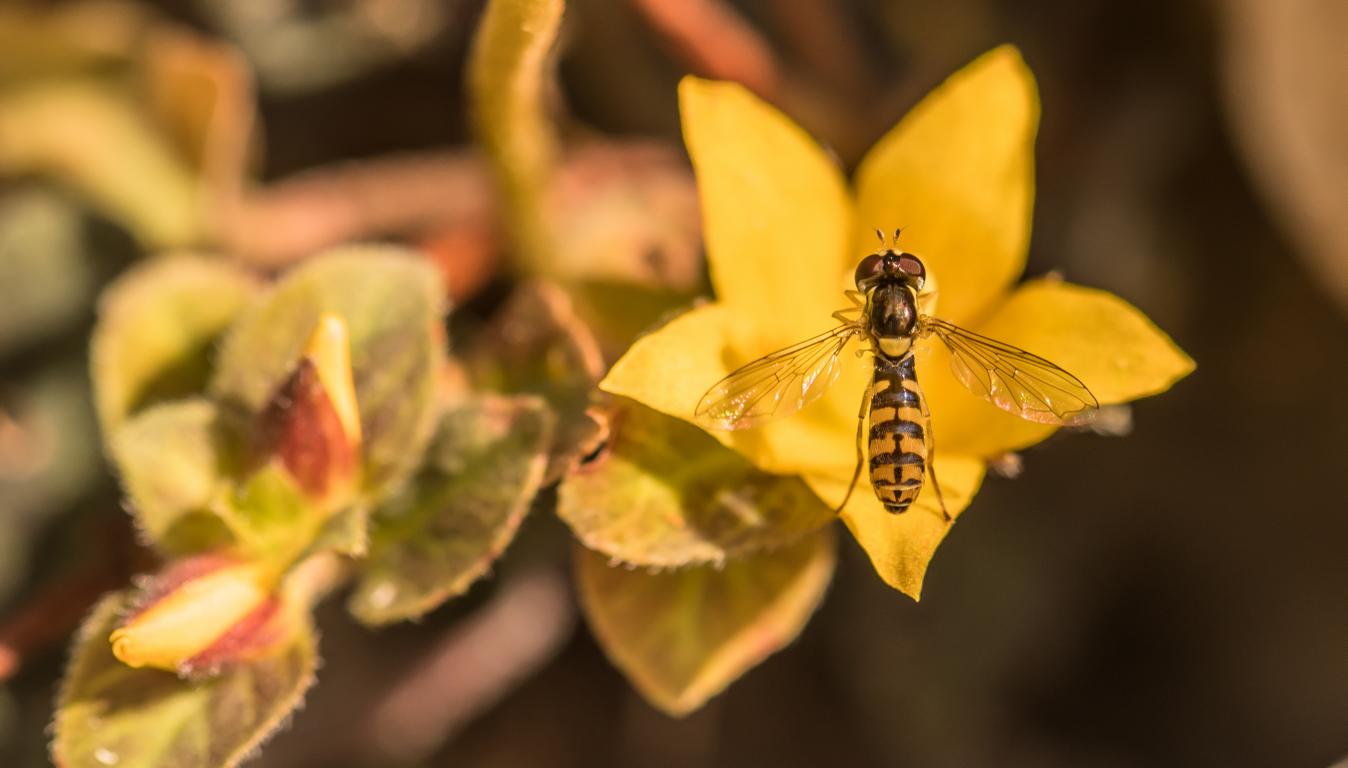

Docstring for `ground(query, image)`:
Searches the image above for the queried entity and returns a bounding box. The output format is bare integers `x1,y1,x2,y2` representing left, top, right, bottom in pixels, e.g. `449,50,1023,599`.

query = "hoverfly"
695,229,1098,520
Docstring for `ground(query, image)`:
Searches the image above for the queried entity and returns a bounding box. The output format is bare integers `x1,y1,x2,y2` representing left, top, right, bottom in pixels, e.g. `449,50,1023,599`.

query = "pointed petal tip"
984,43,1026,65
677,74,733,102
969,44,1029,77
676,69,853,346
853,44,1040,325
817,456,985,601
302,312,361,446
967,43,1037,105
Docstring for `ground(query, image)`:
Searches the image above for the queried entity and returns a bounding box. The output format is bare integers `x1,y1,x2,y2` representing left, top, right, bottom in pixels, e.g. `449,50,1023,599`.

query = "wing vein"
695,323,862,431
922,316,1098,425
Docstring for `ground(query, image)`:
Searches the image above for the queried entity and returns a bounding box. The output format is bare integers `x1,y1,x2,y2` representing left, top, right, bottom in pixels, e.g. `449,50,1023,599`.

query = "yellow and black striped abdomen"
868,353,927,514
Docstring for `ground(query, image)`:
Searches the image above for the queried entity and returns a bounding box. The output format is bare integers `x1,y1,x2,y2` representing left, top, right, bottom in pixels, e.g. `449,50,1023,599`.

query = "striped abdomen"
868,353,927,514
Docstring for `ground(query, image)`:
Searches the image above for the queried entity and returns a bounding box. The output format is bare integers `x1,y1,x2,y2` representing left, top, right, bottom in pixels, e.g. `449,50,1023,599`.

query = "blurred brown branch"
622,0,899,163
362,568,576,762
761,0,874,103
227,151,496,272
257,567,576,766
0,408,50,482
0,524,137,682
1220,0,1348,314
626,0,782,100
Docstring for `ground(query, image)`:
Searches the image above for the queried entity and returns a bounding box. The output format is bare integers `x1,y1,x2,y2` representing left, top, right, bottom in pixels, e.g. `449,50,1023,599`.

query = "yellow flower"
601,46,1194,598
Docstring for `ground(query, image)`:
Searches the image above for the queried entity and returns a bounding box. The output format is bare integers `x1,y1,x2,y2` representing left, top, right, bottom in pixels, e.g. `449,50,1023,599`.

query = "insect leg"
834,377,874,514
832,291,866,324
919,389,952,523
832,308,860,323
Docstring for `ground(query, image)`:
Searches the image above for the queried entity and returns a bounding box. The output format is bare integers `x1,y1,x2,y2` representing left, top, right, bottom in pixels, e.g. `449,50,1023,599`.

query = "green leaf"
112,399,344,563
0,80,202,248
92,255,257,435
227,464,316,563
349,395,553,625
461,281,605,482
468,0,563,273
110,398,236,555
576,527,836,716
210,246,446,498
53,591,316,768
568,278,700,361
558,399,836,568
309,504,369,559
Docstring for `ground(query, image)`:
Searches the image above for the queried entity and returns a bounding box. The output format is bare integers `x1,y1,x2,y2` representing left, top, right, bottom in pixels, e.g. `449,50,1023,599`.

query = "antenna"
874,228,886,247
894,227,903,243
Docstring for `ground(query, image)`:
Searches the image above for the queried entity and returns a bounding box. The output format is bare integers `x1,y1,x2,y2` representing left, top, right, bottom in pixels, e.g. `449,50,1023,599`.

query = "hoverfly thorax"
858,249,925,359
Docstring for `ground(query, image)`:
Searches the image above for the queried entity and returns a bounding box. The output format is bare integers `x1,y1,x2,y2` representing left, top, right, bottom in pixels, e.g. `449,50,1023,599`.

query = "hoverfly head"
854,248,925,291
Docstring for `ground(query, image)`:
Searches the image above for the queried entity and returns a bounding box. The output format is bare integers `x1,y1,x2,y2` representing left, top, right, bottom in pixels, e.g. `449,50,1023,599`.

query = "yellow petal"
600,303,860,478
808,453,986,599
679,76,854,350
926,278,1196,457
854,46,1037,325
599,303,729,424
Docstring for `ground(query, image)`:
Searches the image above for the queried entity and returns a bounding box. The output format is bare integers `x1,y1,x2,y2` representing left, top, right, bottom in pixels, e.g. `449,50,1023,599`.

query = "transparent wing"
695,324,862,431
920,317,1098,426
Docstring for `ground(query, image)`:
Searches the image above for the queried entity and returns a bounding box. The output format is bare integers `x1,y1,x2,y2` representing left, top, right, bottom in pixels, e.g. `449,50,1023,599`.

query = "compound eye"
897,254,926,286
853,253,885,287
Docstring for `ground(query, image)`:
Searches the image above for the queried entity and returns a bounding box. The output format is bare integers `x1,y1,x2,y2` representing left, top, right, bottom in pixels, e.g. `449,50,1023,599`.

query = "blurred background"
2,0,1347,766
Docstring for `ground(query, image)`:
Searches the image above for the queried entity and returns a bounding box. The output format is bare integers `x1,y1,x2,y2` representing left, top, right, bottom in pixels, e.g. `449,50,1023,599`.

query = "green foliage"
65,238,598,764
92,256,256,434
461,281,605,482
469,0,562,273
0,81,202,249
576,528,836,716
350,395,554,625
227,464,316,563
101,247,447,565
47,0,832,754
54,593,316,768
110,398,233,555
211,245,444,497
559,399,835,568
309,505,371,559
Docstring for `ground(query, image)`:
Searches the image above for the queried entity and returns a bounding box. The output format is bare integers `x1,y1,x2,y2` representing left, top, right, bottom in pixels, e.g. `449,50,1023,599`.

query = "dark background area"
3,1,1346,766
